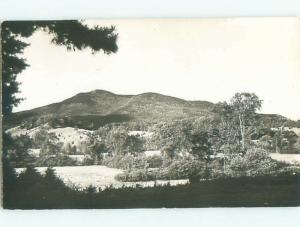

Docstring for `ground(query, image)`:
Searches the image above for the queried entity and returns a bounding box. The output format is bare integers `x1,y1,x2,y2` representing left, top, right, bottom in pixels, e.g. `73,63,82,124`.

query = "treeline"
15,114,133,130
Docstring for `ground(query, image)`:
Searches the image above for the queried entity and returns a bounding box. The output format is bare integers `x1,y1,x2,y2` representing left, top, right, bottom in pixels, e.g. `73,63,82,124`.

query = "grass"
15,165,189,190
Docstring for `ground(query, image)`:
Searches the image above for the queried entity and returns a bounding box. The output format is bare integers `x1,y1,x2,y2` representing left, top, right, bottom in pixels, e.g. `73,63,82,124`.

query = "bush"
160,158,209,183
275,165,300,176
103,154,155,170
227,148,279,177
116,158,210,183
115,169,157,182
35,155,77,167
82,156,95,166
146,155,163,168
207,159,226,179
84,185,97,193
102,154,136,169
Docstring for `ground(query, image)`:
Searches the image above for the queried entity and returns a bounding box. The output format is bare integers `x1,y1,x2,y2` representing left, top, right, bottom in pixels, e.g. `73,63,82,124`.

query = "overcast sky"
14,18,300,120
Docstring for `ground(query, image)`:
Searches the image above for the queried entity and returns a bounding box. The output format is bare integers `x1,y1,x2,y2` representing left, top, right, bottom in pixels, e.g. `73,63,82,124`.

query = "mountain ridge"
5,90,215,130
5,89,292,130
14,90,215,114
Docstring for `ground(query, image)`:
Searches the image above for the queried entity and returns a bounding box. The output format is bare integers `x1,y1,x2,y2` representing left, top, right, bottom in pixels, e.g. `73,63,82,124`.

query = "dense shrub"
35,155,77,167
115,169,157,182
275,165,300,176
207,159,226,179
102,154,162,170
227,148,280,177
115,158,210,183
102,154,136,169
146,155,163,168
84,185,97,193
160,158,210,182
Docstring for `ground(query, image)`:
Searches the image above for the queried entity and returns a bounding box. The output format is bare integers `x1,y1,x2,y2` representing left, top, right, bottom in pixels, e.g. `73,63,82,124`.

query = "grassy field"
15,165,189,190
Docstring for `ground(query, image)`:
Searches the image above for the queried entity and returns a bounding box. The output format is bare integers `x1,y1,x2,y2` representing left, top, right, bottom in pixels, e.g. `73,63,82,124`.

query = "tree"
186,118,220,161
189,131,212,160
213,102,239,149
149,120,193,155
18,165,44,189
104,125,144,155
230,93,262,152
124,135,144,155
215,93,262,153
162,143,176,159
2,132,19,207
273,129,299,154
213,93,262,173
44,167,56,180
2,20,118,116
65,143,78,155
5,134,35,167
33,127,63,156
43,167,67,190
87,142,107,164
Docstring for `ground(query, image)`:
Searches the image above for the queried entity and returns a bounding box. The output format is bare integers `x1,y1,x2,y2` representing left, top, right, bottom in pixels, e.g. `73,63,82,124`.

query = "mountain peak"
90,89,116,95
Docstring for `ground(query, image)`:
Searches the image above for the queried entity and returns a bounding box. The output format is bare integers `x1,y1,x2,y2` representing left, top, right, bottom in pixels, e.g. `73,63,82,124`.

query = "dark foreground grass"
4,175,300,209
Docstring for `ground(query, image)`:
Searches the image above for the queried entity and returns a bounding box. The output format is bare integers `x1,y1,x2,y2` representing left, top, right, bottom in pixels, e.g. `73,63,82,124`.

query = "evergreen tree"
2,20,118,116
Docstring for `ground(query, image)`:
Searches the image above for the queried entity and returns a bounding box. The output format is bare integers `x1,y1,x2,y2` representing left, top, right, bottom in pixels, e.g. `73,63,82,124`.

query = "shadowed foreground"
4,174,300,209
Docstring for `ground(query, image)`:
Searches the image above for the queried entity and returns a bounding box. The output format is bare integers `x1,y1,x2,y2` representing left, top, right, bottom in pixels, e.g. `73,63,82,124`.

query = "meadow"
15,165,189,190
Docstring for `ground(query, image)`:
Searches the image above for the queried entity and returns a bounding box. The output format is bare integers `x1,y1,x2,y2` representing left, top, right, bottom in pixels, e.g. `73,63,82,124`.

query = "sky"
14,18,300,120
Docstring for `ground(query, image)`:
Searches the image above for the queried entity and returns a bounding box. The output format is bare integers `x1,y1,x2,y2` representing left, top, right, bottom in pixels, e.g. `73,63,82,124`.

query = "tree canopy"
1,20,118,116
214,92,262,152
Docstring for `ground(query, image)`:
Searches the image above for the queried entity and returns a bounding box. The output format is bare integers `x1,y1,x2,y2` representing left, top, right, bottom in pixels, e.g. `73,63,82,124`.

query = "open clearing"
270,153,300,164
15,165,188,190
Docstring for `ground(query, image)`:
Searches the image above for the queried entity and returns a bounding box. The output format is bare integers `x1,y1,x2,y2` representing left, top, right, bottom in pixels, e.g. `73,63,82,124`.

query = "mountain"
19,90,133,116
5,89,296,131
4,90,215,130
